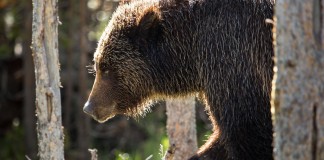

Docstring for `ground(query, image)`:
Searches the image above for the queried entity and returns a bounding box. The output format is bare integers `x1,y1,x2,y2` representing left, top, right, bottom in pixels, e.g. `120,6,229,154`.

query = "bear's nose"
83,101,94,116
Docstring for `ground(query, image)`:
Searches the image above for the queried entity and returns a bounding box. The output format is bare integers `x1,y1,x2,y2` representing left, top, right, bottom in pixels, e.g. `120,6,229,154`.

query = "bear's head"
83,2,162,123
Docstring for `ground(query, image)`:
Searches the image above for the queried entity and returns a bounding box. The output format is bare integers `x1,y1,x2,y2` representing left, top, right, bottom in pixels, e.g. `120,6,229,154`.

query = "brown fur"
84,0,274,159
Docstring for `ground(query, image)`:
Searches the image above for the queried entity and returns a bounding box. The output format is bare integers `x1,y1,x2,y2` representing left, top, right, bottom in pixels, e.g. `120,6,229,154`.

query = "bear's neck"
144,16,202,96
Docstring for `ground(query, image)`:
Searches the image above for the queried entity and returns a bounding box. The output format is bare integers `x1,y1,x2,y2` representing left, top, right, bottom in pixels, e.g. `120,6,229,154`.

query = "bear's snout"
83,101,94,116
83,99,117,123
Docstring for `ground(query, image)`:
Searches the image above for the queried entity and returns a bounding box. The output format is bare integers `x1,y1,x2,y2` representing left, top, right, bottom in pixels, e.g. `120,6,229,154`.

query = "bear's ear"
136,8,161,43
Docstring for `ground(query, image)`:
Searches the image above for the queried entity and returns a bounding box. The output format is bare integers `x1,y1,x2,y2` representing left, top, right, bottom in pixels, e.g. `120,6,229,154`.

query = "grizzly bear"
83,0,274,159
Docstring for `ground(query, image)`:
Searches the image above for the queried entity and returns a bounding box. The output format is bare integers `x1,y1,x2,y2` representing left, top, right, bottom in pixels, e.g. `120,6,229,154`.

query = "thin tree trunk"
77,0,91,159
63,0,74,138
272,0,324,159
166,96,198,160
23,0,37,159
31,0,64,159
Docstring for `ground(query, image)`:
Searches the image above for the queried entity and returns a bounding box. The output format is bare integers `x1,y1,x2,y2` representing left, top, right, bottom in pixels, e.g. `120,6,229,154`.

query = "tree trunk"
63,0,74,136
77,0,91,159
23,0,37,159
272,0,324,160
166,96,198,160
31,0,64,159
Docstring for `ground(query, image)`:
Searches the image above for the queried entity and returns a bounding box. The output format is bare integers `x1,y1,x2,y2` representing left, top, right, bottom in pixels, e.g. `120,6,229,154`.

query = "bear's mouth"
94,114,116,123
86,102,118,123
91,108,117,123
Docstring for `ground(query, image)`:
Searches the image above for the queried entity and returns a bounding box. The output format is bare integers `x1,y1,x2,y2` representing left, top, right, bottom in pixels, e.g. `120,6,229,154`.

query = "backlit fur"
85,0,274,159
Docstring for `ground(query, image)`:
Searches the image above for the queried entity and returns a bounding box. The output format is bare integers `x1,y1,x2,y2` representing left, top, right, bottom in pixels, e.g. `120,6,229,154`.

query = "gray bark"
272,0,324,160
166,96,198,160
31,0,64,159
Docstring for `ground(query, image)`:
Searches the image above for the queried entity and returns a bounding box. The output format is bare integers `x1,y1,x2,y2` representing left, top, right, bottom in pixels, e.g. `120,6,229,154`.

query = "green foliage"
198,130,212,147
113,135,168,160
0,44,12,58
138,133,168,160
111,107,169,160
89,18,110,41
0,121,25,160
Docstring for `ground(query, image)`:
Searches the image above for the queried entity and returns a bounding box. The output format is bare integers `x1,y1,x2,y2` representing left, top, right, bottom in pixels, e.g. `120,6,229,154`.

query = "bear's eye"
98,62,109,71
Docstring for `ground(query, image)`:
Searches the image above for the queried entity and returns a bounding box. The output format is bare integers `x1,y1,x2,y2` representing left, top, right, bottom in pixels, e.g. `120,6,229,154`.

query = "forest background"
0,0,213,159
1,0,324,160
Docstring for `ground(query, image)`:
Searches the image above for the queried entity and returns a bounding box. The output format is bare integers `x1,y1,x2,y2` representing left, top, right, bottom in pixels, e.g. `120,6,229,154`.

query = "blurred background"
0,0,212,159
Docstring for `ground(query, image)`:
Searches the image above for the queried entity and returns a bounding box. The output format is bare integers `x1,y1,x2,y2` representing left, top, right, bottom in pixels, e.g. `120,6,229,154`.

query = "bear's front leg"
190,82,274,160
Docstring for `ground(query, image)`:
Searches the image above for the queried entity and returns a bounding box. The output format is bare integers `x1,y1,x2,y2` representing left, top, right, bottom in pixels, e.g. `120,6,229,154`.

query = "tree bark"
272,0,324,160
166,96,198,160
31,0,64,159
